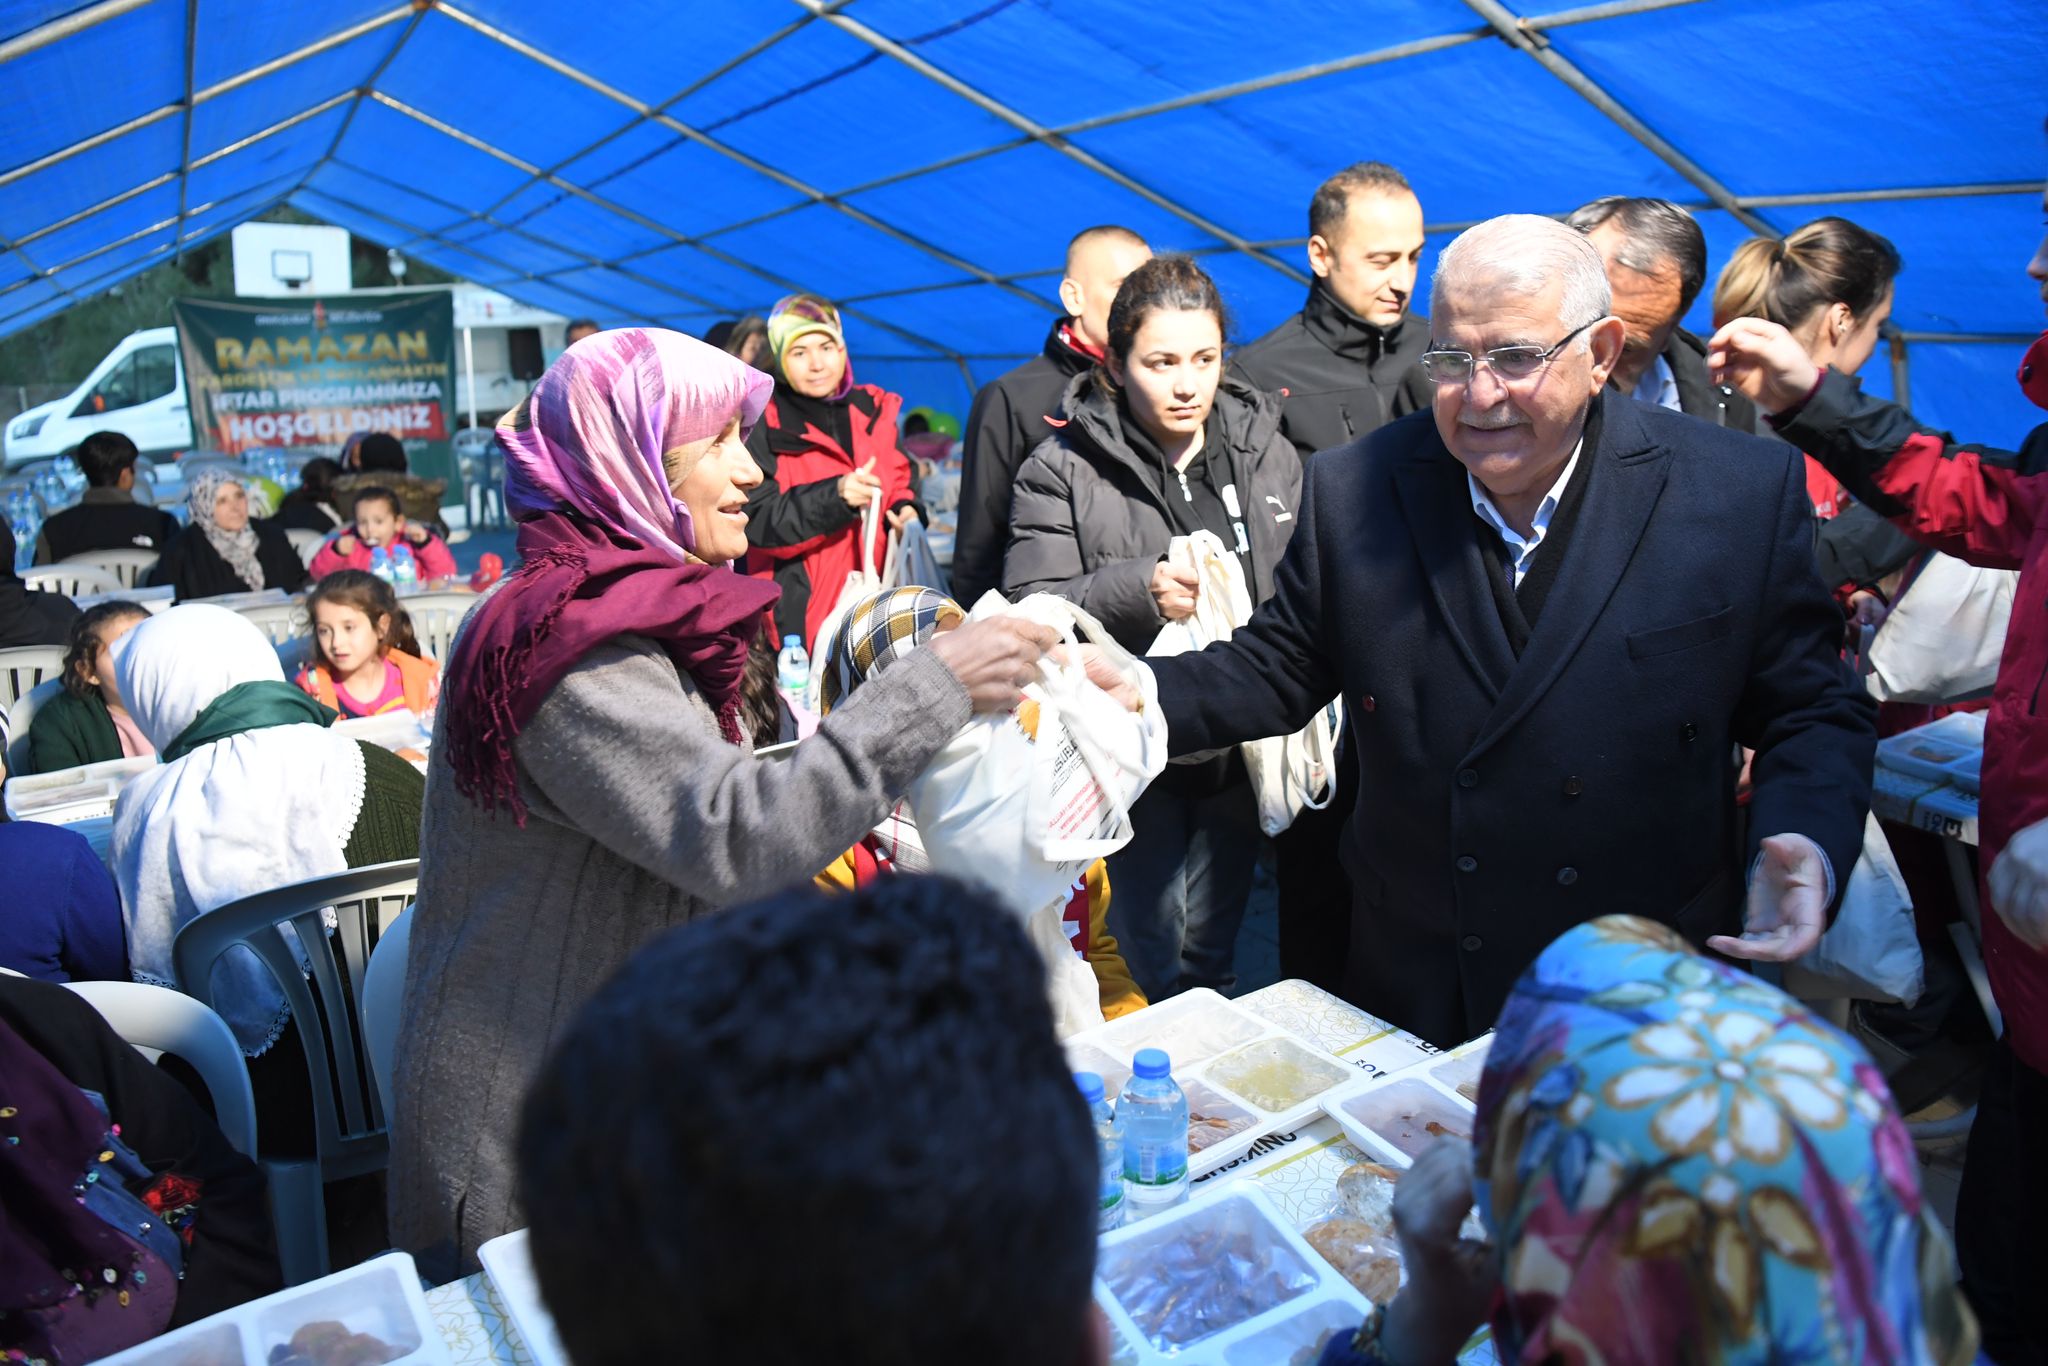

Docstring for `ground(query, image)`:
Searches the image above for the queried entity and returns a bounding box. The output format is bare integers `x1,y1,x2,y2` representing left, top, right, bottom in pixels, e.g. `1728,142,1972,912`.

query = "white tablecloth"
422,979,1495,1364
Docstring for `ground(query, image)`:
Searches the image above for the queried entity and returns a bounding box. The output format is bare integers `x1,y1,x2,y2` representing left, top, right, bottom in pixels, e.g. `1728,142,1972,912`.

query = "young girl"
28,601,156,772
295,570,440,719
307,485,458,583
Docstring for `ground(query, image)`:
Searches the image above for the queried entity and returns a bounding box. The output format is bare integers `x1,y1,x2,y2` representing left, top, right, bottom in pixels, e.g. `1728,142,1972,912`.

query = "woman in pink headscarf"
388,329,1055,1278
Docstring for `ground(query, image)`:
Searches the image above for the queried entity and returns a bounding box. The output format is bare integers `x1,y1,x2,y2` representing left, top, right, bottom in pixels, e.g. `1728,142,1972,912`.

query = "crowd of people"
3,130,2046,1366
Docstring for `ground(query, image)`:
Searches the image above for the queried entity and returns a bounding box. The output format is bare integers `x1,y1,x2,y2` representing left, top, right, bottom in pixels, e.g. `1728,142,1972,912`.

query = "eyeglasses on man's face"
1420,318,1601,385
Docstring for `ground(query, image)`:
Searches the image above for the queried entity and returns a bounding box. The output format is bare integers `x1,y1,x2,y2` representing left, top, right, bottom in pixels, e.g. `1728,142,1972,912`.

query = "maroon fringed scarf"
440,509,779,824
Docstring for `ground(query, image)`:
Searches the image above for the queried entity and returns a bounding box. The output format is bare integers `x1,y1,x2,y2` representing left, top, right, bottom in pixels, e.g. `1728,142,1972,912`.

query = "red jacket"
1779,369,2048,1071
308,530,458,583
744,384,914,649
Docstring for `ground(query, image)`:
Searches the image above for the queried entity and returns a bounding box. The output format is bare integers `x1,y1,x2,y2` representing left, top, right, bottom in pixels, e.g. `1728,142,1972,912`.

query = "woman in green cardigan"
29,601,156,772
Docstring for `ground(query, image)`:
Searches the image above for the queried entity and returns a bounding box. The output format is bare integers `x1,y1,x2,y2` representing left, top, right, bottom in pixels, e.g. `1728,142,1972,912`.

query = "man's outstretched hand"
1709,833,1829,962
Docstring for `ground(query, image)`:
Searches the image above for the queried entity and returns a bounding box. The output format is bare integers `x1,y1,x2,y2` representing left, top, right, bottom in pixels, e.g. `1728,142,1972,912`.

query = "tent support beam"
1459,0,1775,236
171,0,200,263
297,6,432,199
432,4,1054,314
462,5,839,228
0,0,153,64
12,174,177,249
1889,334,1912,410
1524,0,1711,29
789,0,1309,284
304,135,975,365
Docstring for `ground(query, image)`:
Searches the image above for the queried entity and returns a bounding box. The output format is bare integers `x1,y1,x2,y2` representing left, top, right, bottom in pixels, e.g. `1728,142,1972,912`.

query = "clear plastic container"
1221,1294,1372,1365
1097,988,1269,1071
1097,1189,1321,1353
1333,1078,1476,1163
1203,1035,1354,1113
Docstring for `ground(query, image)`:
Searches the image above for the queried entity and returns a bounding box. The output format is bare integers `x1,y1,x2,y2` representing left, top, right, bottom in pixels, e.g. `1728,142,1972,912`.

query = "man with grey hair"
1128,213,1874,1043
1568,195,1757,430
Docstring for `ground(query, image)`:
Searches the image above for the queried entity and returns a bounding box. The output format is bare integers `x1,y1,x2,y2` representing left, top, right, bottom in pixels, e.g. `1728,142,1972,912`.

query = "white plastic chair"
361,906,413,1120
285,528,326,569
61,980,259,1158
60,547,160,589
397,589,482,665
233,599,307,647
5,676,61,774
22,563,124,597
0,644,66,710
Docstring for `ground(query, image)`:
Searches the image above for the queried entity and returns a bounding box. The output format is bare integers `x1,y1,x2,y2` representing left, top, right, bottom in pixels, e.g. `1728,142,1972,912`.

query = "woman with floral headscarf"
388,329,1056,1279
147,467,307,601
1319,914,1981,1366
741,293,923,648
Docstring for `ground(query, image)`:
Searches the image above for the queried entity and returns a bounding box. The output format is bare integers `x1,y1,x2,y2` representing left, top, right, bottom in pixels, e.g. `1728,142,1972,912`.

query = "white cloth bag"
1785,813,1925,1005
1866,552,2015,703
1148,531,1339,835
807,495,896,695
905,592,1169,920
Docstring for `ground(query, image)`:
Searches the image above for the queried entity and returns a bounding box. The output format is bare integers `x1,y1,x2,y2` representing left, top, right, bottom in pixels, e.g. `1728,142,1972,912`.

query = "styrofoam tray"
1877,711,1986,786
97,1250,448,1365
1094,1185,1370,1364
3,754,156,822
1069,989,1356,1178
1321,1066,1479,1170
478,1228,571,1366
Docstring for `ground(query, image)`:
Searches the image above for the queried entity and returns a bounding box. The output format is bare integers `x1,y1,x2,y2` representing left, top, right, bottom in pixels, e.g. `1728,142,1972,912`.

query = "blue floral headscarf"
1472,915,1979,1365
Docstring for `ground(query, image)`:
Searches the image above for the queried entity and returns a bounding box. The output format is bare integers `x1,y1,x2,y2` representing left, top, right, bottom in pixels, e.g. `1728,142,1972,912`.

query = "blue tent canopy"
2,0,2042,440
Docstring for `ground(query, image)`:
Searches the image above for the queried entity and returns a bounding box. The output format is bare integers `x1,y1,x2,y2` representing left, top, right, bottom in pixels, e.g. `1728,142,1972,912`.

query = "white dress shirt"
1467,440,1583,589
1634,351,1683,412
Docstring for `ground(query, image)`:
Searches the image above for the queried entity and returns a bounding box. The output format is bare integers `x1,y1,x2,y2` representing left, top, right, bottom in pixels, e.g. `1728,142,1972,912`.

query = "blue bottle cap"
783,634,802,648
1073,1071,1105,1103
1132,1048,1172,1080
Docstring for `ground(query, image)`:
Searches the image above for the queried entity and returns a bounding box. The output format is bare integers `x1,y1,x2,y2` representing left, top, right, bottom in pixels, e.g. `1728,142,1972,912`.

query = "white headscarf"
111,605,366,1054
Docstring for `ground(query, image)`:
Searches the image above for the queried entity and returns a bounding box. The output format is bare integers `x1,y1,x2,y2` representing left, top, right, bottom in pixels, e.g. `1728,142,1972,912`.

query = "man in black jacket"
1236,161,1433,461
33,430,178,565
1137,215,1874,1046
1568,196,1758,432
1233,162,1432,993
950,225,1150,607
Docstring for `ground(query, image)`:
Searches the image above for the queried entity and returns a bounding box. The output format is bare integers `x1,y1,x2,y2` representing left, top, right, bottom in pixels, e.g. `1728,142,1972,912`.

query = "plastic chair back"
399,589,483,665
0,644,66,711
360,906,413,1120
172,861,417,1283
62,980,259,1159
284,528,325,568
22,563,124,597
5,676,62,774
60,547,160,589
233,600,307,646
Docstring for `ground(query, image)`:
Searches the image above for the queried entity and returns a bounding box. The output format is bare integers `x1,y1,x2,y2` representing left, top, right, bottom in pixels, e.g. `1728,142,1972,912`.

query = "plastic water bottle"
775,634,810,710
1119,1048,1189,1219
391,542,419,589
369,544,392,584
1075,1072,1125,1232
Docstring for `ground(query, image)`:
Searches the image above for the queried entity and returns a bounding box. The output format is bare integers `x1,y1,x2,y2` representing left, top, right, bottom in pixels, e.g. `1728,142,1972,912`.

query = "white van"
4,326,190,469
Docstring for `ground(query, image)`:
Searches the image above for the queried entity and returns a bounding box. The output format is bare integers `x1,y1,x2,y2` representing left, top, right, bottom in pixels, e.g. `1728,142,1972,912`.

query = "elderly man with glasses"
1130,214,1875,1045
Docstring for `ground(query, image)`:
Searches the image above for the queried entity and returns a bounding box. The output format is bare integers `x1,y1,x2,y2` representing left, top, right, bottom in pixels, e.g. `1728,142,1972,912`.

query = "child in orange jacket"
295,570,441,719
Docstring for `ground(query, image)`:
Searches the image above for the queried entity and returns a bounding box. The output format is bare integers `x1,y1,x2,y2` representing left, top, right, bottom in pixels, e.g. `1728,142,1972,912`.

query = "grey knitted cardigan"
387,634,970,1280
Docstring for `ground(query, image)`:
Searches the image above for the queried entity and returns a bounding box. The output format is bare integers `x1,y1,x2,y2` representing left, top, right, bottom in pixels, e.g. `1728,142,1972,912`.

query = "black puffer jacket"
952,317,1096,607
1003,374,1302,654
1233,282,1432,461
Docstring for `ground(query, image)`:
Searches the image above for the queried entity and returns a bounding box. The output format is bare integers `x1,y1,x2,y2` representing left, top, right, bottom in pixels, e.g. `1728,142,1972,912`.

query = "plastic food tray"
334,711,433,755
477,1228,572,1366
1425,1034,1493,1106
3,754,156,823
97,1250,448,1366
1094,1185,1371,1364
1069,989,1356,1178
1877,711,1986,786
1321,1067,1480,1169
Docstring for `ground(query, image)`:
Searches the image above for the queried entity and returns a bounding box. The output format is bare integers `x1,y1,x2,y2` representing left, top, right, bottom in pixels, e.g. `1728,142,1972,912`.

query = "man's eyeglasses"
1419,318,1600,386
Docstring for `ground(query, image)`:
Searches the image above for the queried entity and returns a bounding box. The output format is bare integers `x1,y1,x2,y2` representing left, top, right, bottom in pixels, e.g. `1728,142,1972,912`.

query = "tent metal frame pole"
790,0,1308,285
1895,332,2039,344
171,0,200,262
0,0,153,64
0,172,292,301
12,173,177,249
289,4,432,205
187,92,356,171
305,131,974,364
1523,0,1710,29
460,6,836,227
431,3,1055,314
1739,182,2046,208
1889,334,1912,410
1459,0,1776,236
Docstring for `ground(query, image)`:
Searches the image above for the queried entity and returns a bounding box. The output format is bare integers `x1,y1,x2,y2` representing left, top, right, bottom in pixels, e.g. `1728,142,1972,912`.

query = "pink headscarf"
499,328,772,559
445,327,781,823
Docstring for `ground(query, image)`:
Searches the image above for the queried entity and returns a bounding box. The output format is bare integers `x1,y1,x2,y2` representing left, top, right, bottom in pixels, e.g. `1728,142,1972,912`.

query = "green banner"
172,290,460,501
